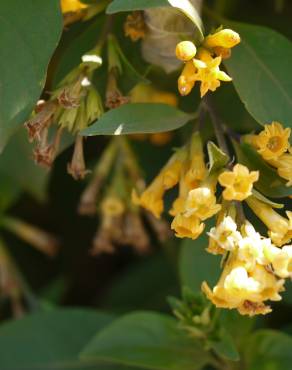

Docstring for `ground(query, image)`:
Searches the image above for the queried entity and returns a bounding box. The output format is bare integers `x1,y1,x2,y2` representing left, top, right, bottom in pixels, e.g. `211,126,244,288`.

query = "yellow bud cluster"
176,29,240,98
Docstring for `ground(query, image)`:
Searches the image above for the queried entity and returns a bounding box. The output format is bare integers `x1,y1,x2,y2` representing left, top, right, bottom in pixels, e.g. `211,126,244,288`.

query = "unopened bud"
204,29,240,49
176,41,197,62
67,135,90,180
213,46,232,59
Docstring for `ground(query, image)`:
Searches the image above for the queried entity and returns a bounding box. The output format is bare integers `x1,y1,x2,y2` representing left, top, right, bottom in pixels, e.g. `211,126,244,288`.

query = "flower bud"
175,41,197,62
204,29,240,49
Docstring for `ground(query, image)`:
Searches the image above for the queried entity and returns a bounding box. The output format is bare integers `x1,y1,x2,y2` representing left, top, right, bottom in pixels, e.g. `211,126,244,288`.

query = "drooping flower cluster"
203,213,292,316
79,137,171,255
176,29,240,97
133,132,222,240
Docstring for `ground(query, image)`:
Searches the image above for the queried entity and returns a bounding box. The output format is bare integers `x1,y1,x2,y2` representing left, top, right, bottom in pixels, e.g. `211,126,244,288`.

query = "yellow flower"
124,11,146,42
208,216,242,253
61,0,87,13
171,213,204,240
246,196,292,246
130,83,178,107
133,148,187,218
202,255,284,316
256,122,291,160
219,164,259,201
184,186,221,220
195,49,232,97
268,152,292,186
176,41,197,62
203,29,241,49
184,132,207,187
101,196,125,217
178,61,197,96
264,244,292,279
132,178,164,219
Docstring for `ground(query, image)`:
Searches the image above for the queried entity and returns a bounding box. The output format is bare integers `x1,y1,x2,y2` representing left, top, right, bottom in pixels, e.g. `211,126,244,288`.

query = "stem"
203,95,230,157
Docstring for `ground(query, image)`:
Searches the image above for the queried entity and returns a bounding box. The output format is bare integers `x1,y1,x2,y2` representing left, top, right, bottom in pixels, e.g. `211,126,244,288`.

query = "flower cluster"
133,132,221,240
79,138,171,255
176,28,240,97
203,214,292,316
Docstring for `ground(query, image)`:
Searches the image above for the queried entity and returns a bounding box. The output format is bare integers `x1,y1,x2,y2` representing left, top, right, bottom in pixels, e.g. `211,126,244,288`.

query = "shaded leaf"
251,189,284,209
0,308,114,370
208,330,239,362
225,22,292,128
207,141,229,175
179,222,221,293
244,330,292,370
0,129,49,201
107,0,168,13
0,0,62,150
81,104,194,136
81,311,210,370
167,0,204,39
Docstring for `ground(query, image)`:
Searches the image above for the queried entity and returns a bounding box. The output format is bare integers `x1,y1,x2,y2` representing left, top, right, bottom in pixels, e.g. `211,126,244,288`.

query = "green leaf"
207,141,229,175
81,311,210,370
81,104,194,136
0,0,62,150
208,330,239,362
244,330,292,370
107,0,169,13
179,222,221,293
225,22,292,128
0,129,49,201
167,0,204,40
0,308,114,370
234,141,292,198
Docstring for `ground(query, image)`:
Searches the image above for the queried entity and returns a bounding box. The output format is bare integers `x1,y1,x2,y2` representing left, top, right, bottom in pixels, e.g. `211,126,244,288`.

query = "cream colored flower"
184,186,221,220
208,216,241,252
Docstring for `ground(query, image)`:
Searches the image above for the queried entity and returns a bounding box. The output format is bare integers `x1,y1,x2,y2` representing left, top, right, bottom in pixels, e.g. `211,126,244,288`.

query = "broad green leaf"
167,0,204,40
81,104,194,136
107,0,168,13
81,311,210,370
225,22,292,128
207,141,229,175
0,308,114,370
233,141,292,198
0,174,21,212
0,129,49,201
179,223,221,293
0,0,62,150
208,330,239,362
103,253,179,312
244,330,292,370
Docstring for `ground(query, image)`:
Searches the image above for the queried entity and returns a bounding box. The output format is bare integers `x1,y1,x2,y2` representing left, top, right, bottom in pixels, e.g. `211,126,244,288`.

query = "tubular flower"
203,29,241,49
208,216,242,254
124,11,146,42
218,164,259,201
171,213,205,240
202,255,284,316
268,152,292,186
184,186,221,220
61,0,87,13
255,122,291,160
264,244,292,279
178,61,198,96
184,132,207,187
246,196,292,246
132,148,187,218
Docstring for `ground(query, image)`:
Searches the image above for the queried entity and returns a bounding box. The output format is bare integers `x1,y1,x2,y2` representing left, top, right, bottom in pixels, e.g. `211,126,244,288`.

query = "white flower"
208,216,242,252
